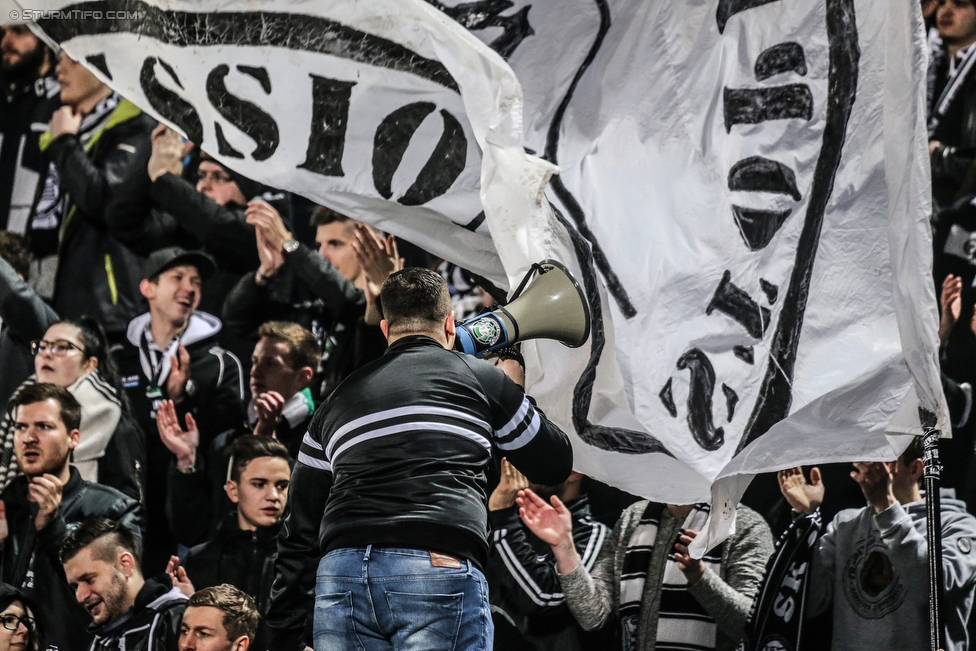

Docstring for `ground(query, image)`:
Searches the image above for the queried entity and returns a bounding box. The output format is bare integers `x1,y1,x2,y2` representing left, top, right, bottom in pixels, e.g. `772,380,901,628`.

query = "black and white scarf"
929,42,976,138
31,92,120,234
138,322,184,391
736,509,822,651
619,503,722,651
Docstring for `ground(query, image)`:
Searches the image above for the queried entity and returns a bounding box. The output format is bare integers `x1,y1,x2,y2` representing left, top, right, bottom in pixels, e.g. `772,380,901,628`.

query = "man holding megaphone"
267,267,575,651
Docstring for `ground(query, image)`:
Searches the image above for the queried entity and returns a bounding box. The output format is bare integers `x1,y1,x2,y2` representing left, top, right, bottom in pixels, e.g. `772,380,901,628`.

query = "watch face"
284,240,300,254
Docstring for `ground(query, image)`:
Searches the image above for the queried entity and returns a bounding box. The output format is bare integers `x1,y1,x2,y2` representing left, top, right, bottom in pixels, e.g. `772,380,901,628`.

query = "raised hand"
166,555,196,598
49,106,81,140
167,344,191,405
672,528,705,584
352,224,399,286
254,225,284,281
940,274,963,342
147,124,191,181
777,466,824,514
851,461,896,514
246,199,293,253
517,488,579,574
29,474,63,531
489,458,530,511
156,399,199,470
253,391,286,437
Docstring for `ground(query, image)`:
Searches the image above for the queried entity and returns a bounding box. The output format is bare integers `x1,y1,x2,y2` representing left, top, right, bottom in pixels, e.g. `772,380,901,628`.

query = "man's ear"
225,480,240,504
445,311,456,337
298,366,314,387
380,320,390,340
139,278,155,300
67,428,81,451
911,458,925,483
233,635,250,651
118,550,137,577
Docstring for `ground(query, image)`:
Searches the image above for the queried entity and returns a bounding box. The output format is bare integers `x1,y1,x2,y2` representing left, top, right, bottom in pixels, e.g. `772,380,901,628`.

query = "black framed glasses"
0,613,32,631
30,339,84,357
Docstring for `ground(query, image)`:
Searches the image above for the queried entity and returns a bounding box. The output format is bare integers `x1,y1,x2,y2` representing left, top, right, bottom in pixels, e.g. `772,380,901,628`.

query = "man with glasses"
0,383,141,651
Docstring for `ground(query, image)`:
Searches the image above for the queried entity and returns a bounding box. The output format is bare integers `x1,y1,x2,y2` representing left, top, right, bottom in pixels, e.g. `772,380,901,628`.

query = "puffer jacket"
87,576,187,651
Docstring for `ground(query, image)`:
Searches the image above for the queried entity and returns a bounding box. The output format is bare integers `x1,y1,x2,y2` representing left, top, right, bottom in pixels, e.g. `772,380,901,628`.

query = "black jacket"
0,256,58,407
931,49,976,212
115,311,246,574
29,98,155,338
488,496,611,651
0,73,59,231
222,243,386,401
268,335,573,650
183,512,279,614
88,576,187,651
0,467,142,651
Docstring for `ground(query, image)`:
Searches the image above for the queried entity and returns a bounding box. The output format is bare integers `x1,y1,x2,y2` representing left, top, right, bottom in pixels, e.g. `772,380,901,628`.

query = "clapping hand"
777,467,824,514
156,399,199,470
166,555,196,597
940,274,963,342
489,458,529,511
253,391,286,437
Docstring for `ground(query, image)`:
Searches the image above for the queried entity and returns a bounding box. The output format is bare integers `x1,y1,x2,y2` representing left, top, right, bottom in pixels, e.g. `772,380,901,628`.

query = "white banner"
23,0,947,542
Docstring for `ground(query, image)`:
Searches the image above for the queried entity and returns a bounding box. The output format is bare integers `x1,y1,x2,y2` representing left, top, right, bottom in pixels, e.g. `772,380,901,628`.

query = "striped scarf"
930,42,976,138
619,503,723,651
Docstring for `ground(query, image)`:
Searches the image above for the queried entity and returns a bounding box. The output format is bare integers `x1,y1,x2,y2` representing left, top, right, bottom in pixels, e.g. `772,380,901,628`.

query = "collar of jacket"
125,311,222,349
37,97,142,153
88,575,186,636
215,511,282,547
8,466,82,502
384,334,445,355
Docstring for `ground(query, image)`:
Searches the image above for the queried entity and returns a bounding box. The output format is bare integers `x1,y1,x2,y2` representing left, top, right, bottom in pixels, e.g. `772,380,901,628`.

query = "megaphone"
455,260,591,357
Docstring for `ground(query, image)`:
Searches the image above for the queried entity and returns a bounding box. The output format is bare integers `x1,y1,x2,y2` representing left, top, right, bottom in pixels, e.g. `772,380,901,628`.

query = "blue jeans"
314,546,493,651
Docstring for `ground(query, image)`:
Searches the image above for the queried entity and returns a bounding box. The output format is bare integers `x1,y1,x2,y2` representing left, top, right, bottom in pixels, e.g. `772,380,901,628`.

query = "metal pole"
920,407,945,651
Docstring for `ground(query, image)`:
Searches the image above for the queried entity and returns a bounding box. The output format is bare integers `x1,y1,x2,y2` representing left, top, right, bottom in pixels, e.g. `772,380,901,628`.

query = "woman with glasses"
0,584,38,651
0,317,146,502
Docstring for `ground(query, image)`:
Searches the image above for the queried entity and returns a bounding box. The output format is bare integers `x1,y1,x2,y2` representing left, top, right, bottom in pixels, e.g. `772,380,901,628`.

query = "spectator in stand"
0,21,59,234
26,52,154,337
179,585,259,651
779,437,976,651
518,490,773,651
104,125,290,327
223,203,395,401
0,584,40,651
115,247,245,575
488,458,611,651
929,0,976,212
0,231,58,407
248,322,319,457
0,384,142,651
0,317,146,500
61,517,186,651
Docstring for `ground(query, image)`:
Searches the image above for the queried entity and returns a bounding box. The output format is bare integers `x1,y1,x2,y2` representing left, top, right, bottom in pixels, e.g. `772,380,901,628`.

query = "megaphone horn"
455,260,591,357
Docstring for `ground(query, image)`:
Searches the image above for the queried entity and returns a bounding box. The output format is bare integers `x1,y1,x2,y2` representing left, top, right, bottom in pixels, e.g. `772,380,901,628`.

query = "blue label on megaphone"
457,312,510,356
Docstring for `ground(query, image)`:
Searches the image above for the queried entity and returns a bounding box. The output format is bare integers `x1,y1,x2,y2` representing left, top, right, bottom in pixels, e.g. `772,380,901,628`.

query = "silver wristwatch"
282,239,300,256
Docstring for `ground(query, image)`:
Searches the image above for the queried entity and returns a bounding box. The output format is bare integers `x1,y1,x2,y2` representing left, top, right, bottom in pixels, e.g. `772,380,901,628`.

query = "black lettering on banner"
676,349,725,451
139,57,203,144
425,0,534,59
206,64,280,161
462,212,487,232
722,383,739,421
724,84,814,132
755,43,808,81
372,103,468,205
760,278,779,303
298,75,356,177
733,345,755,364
731,205,792,251
716,0,781,33
659,377,677,418
729,157,801,200
707,270,770,339
85,53,112,80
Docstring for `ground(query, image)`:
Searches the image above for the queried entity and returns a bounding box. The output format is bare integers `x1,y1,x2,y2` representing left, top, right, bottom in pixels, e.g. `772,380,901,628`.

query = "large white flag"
22,0,946,541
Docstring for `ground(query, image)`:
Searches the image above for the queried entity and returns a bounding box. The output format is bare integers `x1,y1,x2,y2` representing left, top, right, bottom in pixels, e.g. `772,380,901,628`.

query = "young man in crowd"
0,20,58,232
115,246,245,574
0,384,142,651
518,489,773,651
179,585,259,651
168,435,291,616
223,203,393,401
268,267,573,650
488,459,611,651
61,517,186,651
779,437,976,651
27,51,154,336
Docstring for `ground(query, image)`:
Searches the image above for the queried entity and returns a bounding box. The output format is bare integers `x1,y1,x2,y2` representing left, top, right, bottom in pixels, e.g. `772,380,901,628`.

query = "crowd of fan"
1,1,976,649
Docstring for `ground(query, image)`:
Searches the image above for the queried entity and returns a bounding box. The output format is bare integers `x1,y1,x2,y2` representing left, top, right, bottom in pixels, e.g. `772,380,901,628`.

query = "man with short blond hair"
180,585,258,651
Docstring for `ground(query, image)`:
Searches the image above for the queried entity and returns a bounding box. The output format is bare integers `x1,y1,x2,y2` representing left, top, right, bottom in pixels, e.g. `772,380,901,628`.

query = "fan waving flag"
20,0,947,544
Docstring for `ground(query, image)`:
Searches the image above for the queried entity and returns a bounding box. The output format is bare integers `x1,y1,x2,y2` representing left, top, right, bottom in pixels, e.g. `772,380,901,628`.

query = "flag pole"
920,407,945,651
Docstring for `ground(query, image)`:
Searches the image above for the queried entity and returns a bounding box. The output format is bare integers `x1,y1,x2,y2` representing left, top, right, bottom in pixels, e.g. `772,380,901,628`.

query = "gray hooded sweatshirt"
808,489,976,651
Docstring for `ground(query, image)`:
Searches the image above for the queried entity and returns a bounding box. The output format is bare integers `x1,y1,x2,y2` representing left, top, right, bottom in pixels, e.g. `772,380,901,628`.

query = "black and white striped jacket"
269,334,573,650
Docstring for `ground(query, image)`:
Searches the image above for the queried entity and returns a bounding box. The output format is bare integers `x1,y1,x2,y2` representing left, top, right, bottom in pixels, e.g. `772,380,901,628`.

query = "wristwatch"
282,239,300,256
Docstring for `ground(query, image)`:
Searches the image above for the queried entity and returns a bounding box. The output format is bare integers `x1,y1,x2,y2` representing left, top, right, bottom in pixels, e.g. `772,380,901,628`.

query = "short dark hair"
379,267,452,336
309,205,350,227
900,435,924,466
13,383,81,432
257,321,321,371
0,231,30,279
59,517,141,565
225,436,290,483
187,585,259,642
